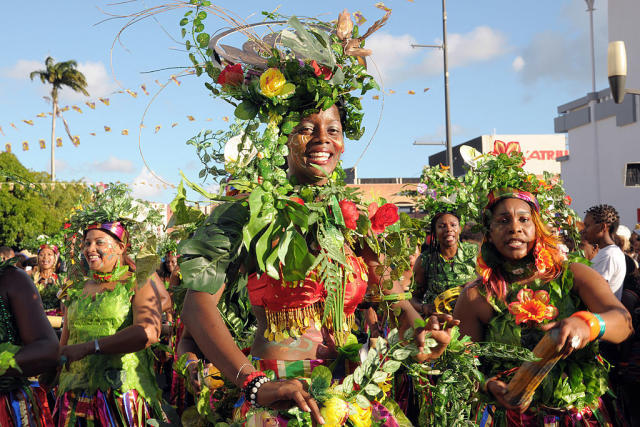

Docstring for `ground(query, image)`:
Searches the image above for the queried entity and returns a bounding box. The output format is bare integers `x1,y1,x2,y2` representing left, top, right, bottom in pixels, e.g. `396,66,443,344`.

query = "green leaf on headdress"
234,101,258,120
280,17,336,67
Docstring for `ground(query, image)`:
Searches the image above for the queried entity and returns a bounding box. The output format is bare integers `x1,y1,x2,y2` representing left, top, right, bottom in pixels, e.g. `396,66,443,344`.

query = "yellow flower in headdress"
349,403,372,427
259,68,294,98
320,397,350,427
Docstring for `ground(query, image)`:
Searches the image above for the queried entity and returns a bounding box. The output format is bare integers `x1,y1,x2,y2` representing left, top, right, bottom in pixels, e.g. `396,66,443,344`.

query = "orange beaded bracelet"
570,311,600,342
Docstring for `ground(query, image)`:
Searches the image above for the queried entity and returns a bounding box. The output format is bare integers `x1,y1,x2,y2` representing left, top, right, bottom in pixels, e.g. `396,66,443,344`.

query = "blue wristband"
593,313,605,340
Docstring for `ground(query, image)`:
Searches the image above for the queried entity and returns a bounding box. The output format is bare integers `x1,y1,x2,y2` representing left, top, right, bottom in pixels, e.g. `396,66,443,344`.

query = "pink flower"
416,183,428,194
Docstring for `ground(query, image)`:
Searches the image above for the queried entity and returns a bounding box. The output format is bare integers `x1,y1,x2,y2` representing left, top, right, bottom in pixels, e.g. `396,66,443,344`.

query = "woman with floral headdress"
28,243,63,317
54,184,171,426
0,251,59,425
454,187,633,426
159,5,457,426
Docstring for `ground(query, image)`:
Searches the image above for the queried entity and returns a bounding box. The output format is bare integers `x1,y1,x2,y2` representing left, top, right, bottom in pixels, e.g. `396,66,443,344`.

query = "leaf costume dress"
474,262,614,426
55,273,167,426
32,267,62,316
0,263,54,427
418,240,478,306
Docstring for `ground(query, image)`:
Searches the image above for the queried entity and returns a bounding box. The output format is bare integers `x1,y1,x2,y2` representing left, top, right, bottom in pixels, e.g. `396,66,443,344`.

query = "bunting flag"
353,11,366,25
424,88,430,92
125,89,138,98
388,90,396,94
86,102,96,109
206,118,213,121
222,116,229,122
89,132,96,136
121,129,129,135
104,126,111,132
72,136,80,146
170,75,181,86
375,2,392,12
372,95,379,100
154,79,162,87
141,84,149,95
10,123,17,130
71,106,83,113
56,137,63,147
5,144,10,153
99,97,110,106
408,90,415,95
154,125,161,133
0,127,4,136
37,113,47,118
39,139,46,149
22,141,29,151
60,106,69,112
187,115,195,121
22,120,34,125
171,122,178,128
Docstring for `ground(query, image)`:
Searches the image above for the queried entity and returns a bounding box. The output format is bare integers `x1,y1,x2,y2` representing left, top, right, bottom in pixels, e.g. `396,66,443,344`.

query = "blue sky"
0,0,609,202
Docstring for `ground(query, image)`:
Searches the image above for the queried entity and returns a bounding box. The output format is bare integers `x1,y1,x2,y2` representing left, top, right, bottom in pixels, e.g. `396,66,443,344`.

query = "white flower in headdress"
459,145,483,168
438,192,458,204
224,133,257,171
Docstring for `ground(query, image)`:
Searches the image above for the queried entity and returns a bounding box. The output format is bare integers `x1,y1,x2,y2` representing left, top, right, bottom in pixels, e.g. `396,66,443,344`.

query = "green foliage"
0,343,21,375
0,153,89,248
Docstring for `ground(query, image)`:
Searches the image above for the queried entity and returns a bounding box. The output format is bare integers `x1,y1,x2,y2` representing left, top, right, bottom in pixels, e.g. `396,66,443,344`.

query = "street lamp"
608,41,640,103
411,0,453,175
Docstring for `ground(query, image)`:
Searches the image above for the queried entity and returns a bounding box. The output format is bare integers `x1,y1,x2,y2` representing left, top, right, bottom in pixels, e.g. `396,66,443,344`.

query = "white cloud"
2,59,42,79
512,56,525,72
131,167,167,201
368,27,509,85
90,156,135,173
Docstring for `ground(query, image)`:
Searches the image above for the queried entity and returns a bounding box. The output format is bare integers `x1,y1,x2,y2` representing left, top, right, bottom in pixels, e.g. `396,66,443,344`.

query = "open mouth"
506,239,526,249
306,150,333,165
87,254,101,264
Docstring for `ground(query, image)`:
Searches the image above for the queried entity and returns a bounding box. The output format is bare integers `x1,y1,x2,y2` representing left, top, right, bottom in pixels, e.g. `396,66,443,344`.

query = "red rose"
369,203,399,234
339,200,358,230
290,197,305,205
63,222,71,229
217,63,244,86
311,60,333,81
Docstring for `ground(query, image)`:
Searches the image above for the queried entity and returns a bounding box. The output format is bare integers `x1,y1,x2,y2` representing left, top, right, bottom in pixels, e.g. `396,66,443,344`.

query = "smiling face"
434,213,460,250
82,229,125,273
37,247,57,270
488,198,537,261
287,105,344,186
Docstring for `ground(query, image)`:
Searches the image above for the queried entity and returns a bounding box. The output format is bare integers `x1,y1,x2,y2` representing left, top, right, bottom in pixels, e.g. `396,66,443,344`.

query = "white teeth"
308,152,330,160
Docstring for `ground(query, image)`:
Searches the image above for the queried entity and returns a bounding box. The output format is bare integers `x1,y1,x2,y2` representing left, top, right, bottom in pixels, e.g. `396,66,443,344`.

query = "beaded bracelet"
241,370,267,389
243,373,270,407
570,311,601,342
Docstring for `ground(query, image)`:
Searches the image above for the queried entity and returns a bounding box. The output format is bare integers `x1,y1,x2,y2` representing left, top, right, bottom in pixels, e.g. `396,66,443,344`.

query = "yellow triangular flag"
121,129,129,135
22,120,34,125
22,141,29,151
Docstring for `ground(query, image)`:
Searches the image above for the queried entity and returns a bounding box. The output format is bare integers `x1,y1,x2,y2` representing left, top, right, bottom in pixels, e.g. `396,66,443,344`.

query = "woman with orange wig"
454,189,633,426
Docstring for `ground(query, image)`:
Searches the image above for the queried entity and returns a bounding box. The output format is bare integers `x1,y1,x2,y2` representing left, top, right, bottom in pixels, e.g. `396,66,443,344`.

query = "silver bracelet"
235,362,253,383
94,338,101,354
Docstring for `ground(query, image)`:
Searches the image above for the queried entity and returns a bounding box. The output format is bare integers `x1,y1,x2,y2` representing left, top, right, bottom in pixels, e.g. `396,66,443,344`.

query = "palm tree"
30,57,89,181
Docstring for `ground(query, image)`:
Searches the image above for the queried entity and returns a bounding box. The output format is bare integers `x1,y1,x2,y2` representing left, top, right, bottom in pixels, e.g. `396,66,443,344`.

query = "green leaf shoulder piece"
178,201,249,295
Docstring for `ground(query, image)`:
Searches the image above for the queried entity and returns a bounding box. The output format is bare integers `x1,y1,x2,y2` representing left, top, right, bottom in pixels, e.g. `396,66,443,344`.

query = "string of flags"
0,180,173,191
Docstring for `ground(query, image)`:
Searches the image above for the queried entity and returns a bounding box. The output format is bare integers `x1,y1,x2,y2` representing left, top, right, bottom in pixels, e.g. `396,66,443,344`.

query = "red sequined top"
247,256,369,317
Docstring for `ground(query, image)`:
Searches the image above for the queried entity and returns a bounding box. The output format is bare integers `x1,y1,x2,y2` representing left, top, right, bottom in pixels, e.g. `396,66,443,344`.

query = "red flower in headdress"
339,200,358,230
311,60,333,81
217,64,244,86
491,140,526,166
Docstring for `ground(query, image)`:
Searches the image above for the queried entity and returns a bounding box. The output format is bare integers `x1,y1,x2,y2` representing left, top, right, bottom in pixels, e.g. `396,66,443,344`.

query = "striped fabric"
0,382,54,427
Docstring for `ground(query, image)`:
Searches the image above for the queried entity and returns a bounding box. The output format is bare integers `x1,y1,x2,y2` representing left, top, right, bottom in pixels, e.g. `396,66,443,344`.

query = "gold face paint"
288,133,313,176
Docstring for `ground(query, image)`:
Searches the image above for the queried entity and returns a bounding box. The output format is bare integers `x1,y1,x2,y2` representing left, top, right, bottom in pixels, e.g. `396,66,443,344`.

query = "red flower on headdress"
508,288,558,325
491,140,526,166
217,64,244,86
63,222,71,229
368,203,399,234
564,195,572,206
289,197,305,205
311,60,333,81
339,200,358,230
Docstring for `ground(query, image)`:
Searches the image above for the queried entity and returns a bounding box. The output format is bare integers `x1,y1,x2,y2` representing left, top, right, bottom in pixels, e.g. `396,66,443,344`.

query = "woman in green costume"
412,211,478,315
54,185,170,426
29,244,63,316
454,189,633,426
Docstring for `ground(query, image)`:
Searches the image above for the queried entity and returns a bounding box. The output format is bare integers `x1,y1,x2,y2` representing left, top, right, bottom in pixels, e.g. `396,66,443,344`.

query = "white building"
429,134,567,177
555,0,640,228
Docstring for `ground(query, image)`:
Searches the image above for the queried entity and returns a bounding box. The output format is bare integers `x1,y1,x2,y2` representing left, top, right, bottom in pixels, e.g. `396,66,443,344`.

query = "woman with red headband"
54,185,171,425
454,189,633,425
